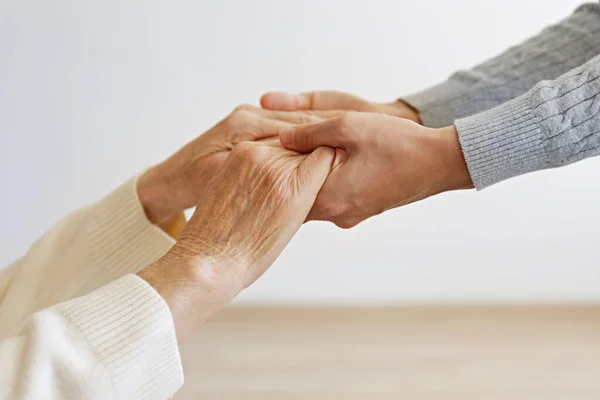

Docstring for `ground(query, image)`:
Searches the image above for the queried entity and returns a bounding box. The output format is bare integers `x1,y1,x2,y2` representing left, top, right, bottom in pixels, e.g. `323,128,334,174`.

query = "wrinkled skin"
138,104,340,227
139,141,335,342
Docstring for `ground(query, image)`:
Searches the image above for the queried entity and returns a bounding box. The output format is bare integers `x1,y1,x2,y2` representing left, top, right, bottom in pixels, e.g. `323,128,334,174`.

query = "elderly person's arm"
0,179,177,337
0,105,336,336
0,105,338,398
0,139,335,399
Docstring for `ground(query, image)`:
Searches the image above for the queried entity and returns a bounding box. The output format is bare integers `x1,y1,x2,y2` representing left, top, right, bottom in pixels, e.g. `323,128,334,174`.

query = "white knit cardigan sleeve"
0,177,183,399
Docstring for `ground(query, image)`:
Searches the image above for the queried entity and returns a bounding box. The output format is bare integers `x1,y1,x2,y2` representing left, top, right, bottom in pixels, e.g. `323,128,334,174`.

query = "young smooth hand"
279,112,473,228
261,90,421,123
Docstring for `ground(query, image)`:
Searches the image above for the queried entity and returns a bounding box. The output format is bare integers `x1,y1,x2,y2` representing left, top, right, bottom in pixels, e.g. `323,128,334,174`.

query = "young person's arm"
402,3,600,127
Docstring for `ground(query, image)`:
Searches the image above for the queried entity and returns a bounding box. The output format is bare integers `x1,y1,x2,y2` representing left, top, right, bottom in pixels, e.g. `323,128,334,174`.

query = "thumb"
279,117,345,153
261,91,367,111
296,146,335,202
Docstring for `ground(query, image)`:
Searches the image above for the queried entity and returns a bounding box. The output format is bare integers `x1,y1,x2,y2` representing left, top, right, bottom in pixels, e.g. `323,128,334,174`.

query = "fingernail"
279,127,294,147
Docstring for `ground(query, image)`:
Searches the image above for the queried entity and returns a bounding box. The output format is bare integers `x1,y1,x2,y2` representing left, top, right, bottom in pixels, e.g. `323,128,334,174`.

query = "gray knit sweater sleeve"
402,3,600,128
455,54,600,189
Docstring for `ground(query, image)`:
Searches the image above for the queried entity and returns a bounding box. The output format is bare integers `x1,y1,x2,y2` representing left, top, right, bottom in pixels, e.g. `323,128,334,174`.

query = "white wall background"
1,0,598,304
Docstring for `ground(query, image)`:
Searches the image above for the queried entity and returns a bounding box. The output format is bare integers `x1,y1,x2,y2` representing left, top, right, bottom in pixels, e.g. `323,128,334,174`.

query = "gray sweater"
403,3,600,189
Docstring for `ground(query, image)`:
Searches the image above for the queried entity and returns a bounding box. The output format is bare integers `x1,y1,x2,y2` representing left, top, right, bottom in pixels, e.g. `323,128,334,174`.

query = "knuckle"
233,103,256,113
228,129,245,145
333,217,360,229
228,127,252,146
324,199,365,229
337,114,356,137
226,109,253,128
230,141,255,158
231,140,254,153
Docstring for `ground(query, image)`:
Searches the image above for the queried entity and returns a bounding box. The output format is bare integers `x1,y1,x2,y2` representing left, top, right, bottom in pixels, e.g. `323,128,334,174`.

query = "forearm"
0,176,175,336
0,274,182,399
451,53,600,189
402,3,600,128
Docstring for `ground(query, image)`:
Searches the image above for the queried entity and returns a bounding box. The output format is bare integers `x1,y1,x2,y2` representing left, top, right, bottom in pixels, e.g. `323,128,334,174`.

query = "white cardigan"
0,178,183,399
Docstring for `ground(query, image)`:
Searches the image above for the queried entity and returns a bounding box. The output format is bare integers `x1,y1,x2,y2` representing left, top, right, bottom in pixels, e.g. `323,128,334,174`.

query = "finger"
332,147,347,169
261,91,366,111
260,91,309,111
228,111,338,144
237,116,293,141
261,108,344,124
249,113,341,142
241,103,343,124
256,137,282,148
296,146,335,205
279,118,346,153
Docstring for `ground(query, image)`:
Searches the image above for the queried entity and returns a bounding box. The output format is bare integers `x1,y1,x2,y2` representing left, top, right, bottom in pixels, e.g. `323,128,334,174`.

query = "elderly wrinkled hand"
137,104,339,230
138,141,335,342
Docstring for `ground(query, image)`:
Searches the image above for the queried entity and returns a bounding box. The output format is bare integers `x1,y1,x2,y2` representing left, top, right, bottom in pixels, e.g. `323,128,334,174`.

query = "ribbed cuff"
455,93,547,189
56,274,183,399
82,175,176,288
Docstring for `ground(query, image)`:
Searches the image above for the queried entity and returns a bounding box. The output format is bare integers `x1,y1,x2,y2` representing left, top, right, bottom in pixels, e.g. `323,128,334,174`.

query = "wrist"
137,250,231,343
434,125,474,192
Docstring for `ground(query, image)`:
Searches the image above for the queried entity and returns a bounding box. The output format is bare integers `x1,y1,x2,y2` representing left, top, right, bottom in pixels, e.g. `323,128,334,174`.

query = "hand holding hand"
138,142,335,342
137,105,338,230
261,90,421,123
279,112,473,228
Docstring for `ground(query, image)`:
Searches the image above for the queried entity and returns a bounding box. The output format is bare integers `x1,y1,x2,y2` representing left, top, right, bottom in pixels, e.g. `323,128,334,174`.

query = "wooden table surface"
176,306,600,400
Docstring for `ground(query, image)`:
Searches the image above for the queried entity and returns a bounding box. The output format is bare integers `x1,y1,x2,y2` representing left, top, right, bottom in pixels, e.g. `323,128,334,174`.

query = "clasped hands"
137,91,473,342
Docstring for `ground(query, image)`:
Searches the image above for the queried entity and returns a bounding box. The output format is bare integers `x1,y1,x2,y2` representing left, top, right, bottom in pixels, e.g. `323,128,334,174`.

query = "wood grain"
176,306,600,399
